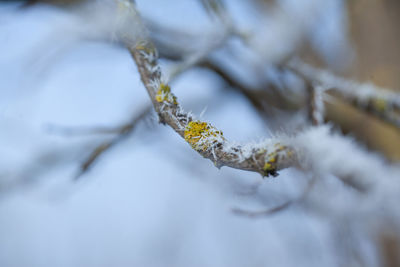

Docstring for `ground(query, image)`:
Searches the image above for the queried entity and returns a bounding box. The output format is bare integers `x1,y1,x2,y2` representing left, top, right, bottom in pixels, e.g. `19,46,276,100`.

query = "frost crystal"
184,121,225,151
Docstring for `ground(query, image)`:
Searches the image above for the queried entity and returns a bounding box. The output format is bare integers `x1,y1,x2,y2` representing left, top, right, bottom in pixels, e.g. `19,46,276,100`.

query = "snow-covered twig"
289,59,400,128
76,105,152,179
124,1,295,177
307,83,325,126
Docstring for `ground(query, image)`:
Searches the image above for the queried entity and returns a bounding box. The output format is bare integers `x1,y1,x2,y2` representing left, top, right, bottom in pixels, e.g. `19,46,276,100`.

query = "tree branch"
288,59,400,128
123,2,295,177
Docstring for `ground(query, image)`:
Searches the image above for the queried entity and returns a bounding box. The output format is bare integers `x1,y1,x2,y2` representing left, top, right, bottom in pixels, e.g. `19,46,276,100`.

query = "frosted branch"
289,59,400,128
123,2,295,177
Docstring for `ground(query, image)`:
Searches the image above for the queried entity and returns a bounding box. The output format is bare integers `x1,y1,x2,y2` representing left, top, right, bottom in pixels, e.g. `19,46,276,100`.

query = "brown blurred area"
349,0,400,88
320,0,400,161
345,0,400,161
256,0,400,161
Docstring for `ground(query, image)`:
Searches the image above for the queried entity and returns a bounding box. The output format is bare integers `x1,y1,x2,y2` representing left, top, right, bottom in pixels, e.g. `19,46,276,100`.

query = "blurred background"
0,0,400,266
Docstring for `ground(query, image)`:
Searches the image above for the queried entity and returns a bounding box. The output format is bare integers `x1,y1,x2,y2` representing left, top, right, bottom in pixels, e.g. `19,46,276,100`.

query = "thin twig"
306,82,325,126
76,105,152,179
232,175,317,218
46,124,125,136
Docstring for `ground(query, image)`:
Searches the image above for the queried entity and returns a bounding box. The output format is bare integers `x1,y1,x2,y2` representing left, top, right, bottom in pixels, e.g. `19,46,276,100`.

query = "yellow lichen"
156,83,178,105
262,144,291,177
263,152,278,177
371,98,387,112
184,121,224,151
263,162,273,171
136,44,154,55
135,40,156,55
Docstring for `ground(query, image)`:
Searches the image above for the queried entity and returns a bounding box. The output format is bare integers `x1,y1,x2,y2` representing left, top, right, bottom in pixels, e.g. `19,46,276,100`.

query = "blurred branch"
200,60,302,112
232,175,317,218
46,124,129,136
199,0,229,24
76,105,152,179
306,83,325,126
288,59,400,129
148,21,303,114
